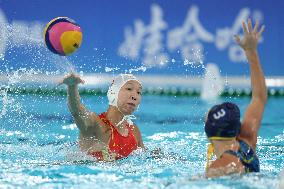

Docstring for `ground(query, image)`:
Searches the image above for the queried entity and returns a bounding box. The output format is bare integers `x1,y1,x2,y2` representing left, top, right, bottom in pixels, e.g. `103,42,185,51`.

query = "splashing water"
0,8,76,75
280,169,284,189
201,63,224,102
129,66,147,73
105,67,120,72
0,8,44,59
0,68,30,118
0,88,13,118
1,94,283,188
181,48,224,102
183,48,204,67
48,54,76,73
105,66,147,74
1,9,283,188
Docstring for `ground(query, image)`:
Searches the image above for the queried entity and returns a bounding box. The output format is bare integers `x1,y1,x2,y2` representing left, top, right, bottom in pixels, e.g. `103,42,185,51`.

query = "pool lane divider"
2,87,284,97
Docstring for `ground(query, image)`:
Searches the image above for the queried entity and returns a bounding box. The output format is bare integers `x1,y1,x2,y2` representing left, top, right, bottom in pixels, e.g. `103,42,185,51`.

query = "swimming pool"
1,92,284,188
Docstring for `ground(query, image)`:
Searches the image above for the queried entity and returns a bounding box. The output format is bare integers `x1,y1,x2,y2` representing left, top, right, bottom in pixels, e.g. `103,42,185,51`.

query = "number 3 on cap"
213,109,226,120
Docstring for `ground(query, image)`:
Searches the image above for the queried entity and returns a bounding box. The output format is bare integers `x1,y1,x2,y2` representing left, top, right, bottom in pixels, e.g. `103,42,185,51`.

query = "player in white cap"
61,73,144,161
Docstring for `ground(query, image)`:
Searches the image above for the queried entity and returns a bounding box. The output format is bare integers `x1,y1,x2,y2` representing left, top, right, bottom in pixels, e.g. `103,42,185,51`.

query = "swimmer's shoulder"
84,112,111,134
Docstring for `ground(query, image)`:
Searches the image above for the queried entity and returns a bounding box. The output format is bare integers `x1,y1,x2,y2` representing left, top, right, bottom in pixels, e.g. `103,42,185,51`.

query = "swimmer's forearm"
246,50,267,103
67,85,85,116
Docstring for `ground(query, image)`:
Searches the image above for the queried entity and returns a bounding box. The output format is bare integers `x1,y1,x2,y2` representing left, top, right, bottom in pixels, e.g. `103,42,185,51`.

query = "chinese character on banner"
118,20,146,60
118,4,169,67
215,8,264,63
167,5,214,65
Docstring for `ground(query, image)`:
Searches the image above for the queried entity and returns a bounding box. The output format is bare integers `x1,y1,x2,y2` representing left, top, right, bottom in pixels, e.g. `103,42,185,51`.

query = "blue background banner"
0,0,283,76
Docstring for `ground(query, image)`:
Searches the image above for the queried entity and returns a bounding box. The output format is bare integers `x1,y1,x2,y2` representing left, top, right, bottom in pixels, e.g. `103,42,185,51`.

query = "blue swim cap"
205,102,241,140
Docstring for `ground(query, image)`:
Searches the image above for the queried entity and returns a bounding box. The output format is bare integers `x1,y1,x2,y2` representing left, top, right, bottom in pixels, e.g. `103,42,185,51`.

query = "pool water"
1,93,284,188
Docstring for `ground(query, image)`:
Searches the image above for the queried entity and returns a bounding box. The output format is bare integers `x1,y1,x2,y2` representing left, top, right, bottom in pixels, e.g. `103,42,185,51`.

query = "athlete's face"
117,80,142,115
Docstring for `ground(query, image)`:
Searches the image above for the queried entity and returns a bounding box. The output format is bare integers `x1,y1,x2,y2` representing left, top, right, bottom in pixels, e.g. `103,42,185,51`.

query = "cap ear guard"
107,90,116,106
107,79,118,107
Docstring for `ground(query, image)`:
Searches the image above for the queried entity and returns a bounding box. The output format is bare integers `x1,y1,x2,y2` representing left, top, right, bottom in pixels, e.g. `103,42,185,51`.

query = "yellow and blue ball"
43,17,82,56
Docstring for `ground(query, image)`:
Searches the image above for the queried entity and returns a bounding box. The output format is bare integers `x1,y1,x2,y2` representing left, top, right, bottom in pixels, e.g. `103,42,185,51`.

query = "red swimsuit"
89,112,138,161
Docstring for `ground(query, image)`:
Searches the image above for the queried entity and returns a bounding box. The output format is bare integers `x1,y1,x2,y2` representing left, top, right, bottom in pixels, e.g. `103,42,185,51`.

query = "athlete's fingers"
253,20,259,33
80,79,85,84
234,35,241,44
258,25,265,37
242,21,249,35
248,19,253,33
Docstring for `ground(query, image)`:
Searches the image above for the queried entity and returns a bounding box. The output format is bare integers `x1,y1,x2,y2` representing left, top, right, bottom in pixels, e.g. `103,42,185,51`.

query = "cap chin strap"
117,114,136,126
115,105,136,127
206,143,215,171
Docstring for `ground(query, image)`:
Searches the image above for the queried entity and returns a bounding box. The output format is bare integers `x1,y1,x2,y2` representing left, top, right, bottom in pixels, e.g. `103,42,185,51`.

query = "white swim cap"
107,74,141,107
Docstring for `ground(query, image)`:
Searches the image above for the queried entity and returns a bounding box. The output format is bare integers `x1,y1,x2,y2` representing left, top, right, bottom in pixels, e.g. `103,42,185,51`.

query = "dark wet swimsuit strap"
222,141,259,173
221,140,248,159
223,150,239,158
